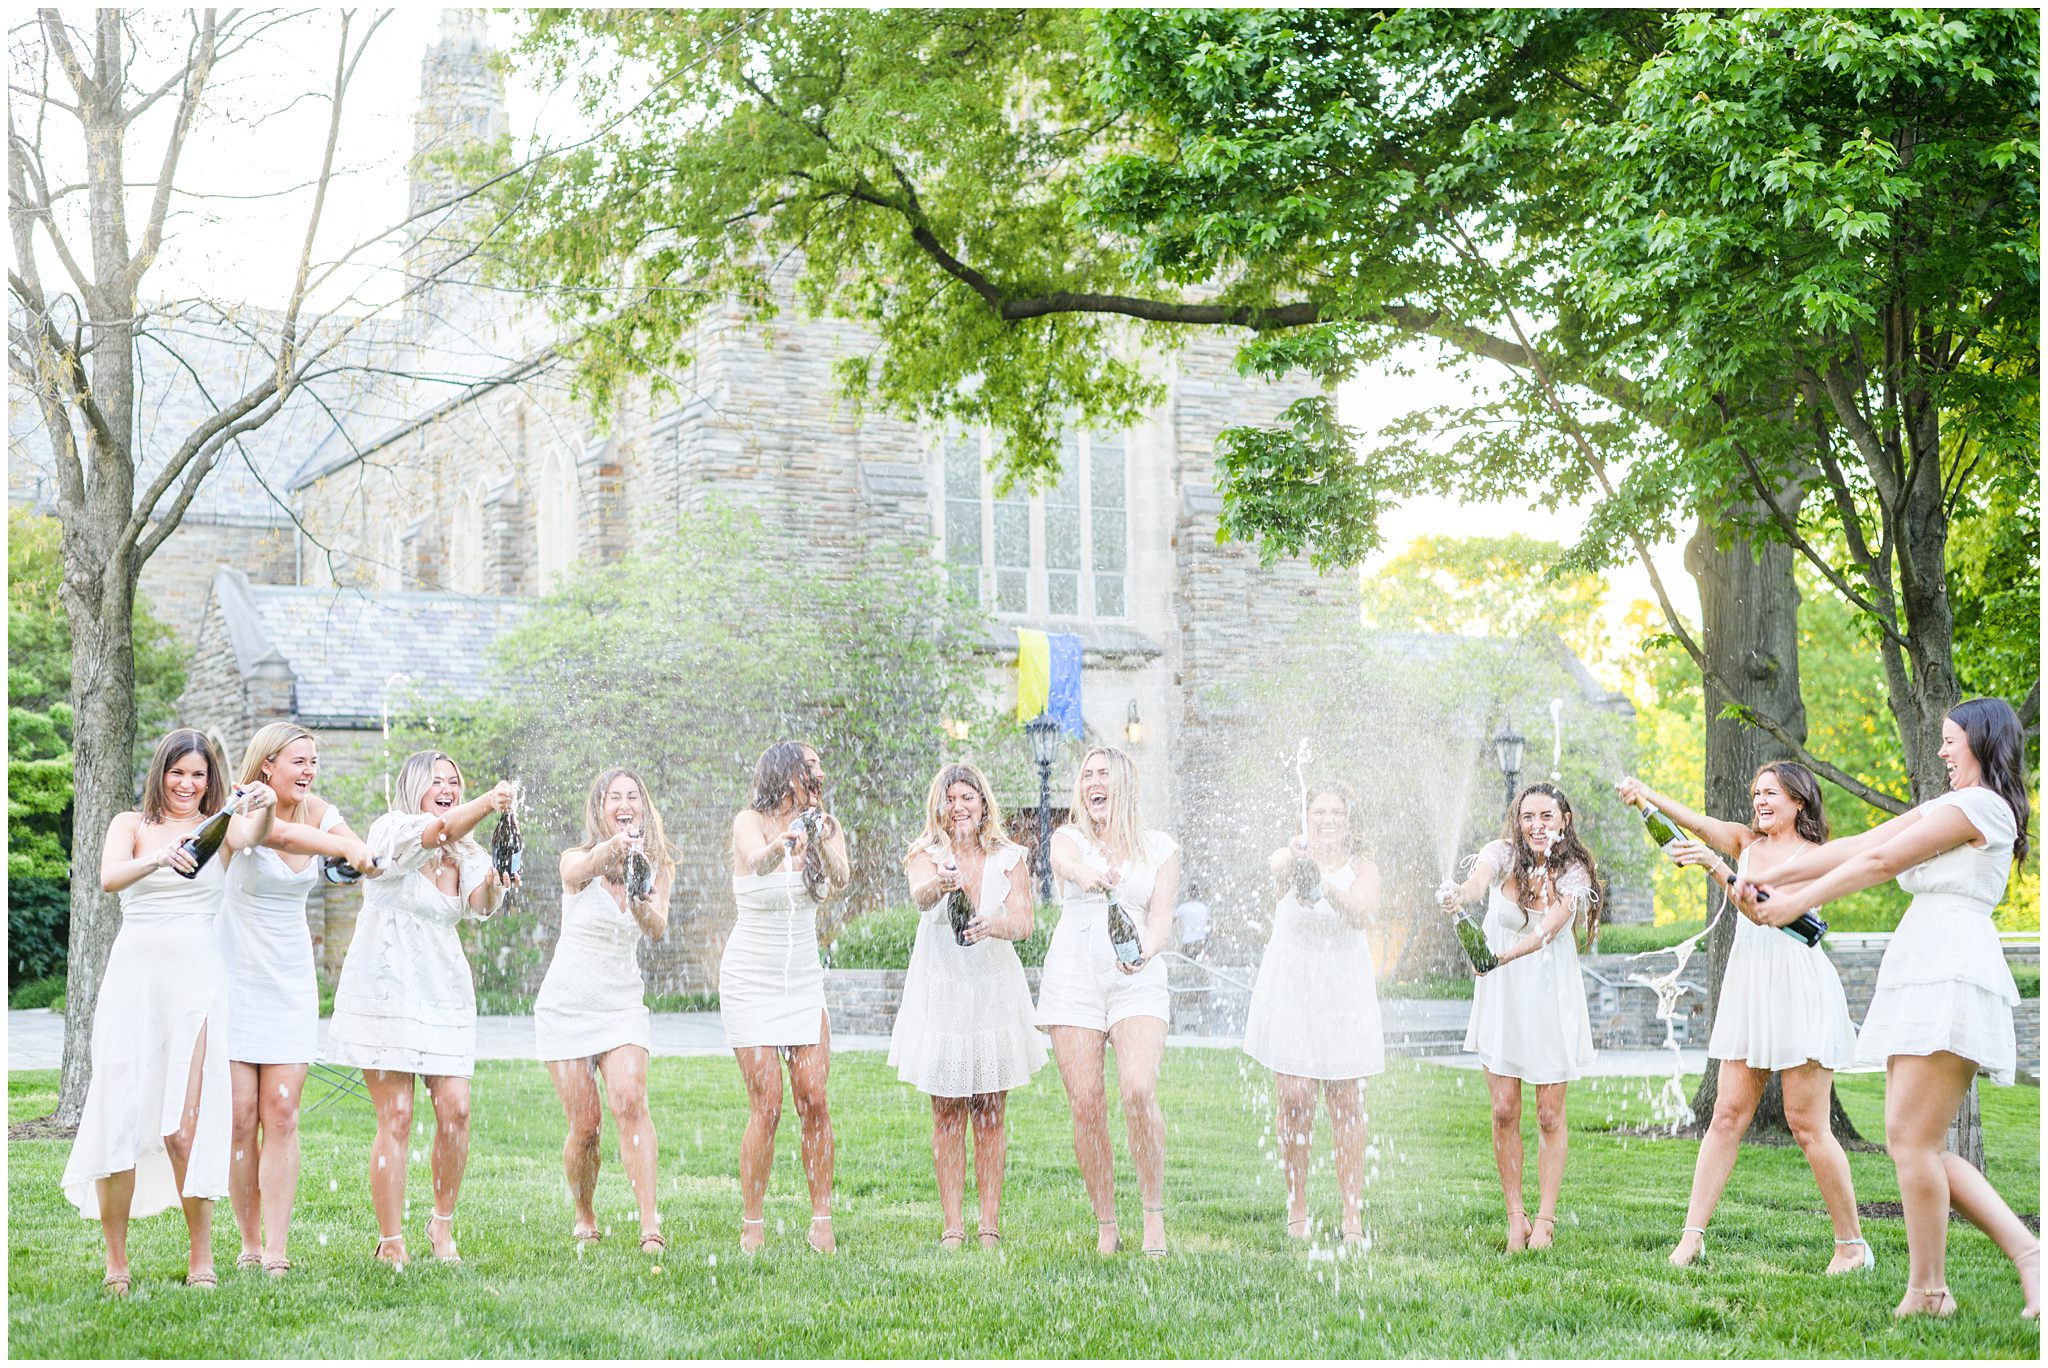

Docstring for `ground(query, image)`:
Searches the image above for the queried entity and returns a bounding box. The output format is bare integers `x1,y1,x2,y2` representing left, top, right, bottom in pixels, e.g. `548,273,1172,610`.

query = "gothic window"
448,482,486,594
535,445,577,594
936,428,1130,622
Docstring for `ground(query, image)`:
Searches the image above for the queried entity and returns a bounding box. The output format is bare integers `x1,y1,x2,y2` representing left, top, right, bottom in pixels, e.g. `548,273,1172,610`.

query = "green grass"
825,902,1056,970
1380,975,1476,1000
1598,921,1709,955
7,1055,2037,1357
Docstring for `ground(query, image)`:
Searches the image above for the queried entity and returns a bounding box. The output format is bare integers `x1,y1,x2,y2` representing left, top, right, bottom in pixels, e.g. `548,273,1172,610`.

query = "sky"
18,7,1698,669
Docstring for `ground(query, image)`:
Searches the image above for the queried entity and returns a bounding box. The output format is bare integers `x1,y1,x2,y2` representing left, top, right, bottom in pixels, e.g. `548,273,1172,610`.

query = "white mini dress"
1854,786,2023,1084
720,868,826,1049
62,853,232,1219
1706,845,1859,1072
322,812,494,1079
219,801,343,1066
1035,826,1178,1033
1243,862,1386,1081
1461,840,1596,1084
888,843,1048,1096
535,879,654,1063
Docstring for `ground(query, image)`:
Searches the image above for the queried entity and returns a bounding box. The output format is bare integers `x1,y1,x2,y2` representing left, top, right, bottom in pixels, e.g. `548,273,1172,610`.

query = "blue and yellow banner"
1017,628,1083,738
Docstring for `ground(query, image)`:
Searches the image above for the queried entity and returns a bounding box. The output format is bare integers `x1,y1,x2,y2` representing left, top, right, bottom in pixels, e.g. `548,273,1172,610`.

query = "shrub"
1595,921,1708,956
7,875,69,987
1380,974,1475,1000
826,902,1056,970
7,973,66,1011
2013,964,2040,1001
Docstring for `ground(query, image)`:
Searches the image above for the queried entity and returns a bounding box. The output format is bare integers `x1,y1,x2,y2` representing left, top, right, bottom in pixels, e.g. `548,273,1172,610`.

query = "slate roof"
209,567,528,726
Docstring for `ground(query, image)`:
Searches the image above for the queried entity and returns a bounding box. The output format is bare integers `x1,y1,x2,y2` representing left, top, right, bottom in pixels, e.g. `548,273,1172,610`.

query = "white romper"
1035,826,1178,1033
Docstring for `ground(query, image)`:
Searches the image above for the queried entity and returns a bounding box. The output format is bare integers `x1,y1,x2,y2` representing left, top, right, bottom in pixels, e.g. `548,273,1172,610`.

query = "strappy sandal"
1339,1219,1365,1251
234,1252,263,1272
101,1272,131,1298
571,1221,603,1245
978,1225,1002,1251
807,1213,836,1255
1142,1205,1167,1258
1284,1214,1312,1242
1670,1225,1707,1268
374,1232,408,1268
184,1268,218,1289
426,1209,462,1265
1897,1286,1957,1319
1506,1207,1531,1253
1830,1236,1874,1275
2019,1246,2040,1320
262,1256,291,1278
1528,1213,1557,1249
740,1216,765,1254
1097,1218,1121,1255
639,1231,667,1255
938,1228,967,1251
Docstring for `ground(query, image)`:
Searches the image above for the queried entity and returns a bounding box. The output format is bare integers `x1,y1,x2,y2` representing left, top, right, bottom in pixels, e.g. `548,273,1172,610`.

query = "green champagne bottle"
1105,887,1144,967
1640,804,1685,853
173,789,242,879
623,831,654,903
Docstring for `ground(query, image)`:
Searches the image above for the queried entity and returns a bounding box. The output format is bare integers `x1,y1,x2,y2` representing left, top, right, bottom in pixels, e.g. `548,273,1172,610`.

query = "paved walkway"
8,1000,1696,1076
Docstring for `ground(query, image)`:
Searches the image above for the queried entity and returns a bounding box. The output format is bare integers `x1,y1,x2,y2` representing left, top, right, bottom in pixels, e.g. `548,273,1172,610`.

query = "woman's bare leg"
546,1059,604,1235
1049,1026,1118,1253
1778,1063,1867,1274
731,1046,785,1253
1670,1061,1765,1266
255,1063,307,1264
1326,1077,1369,1241
1528,1081,1568,1248
362,1069,416,1263
1273,1071,1318,1234
1109,1015,1169,1254
598,1046,661,1243
423,1074,471,1259
1484,1069,1530,1251
787,1016,836,1252
970,1091,1008,1243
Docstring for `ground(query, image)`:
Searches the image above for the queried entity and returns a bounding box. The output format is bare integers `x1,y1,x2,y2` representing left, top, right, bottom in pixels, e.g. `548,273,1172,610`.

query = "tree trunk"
1681,512,1859,1144
1946,1080,1984,1171
55,576,140,1127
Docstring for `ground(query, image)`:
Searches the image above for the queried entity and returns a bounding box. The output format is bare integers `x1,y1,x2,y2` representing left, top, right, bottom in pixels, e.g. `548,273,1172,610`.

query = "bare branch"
125,10,218,292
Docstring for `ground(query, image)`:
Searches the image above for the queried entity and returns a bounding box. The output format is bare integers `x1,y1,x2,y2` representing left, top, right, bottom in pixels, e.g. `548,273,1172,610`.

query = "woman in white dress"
724,740,850,1254
222,722,384,1277
535,768,675,1254
1037,745,1180,1257
1617,765,1869,1274
891,762,1048,1250
1738,699,2039,1320
62,729,275,1294
1440,782,1598,1253
1242,779,1384,1248
324,750,517,1267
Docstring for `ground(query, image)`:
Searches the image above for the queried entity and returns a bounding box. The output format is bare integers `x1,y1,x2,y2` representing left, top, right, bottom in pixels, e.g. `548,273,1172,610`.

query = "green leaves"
1215,396,1384,572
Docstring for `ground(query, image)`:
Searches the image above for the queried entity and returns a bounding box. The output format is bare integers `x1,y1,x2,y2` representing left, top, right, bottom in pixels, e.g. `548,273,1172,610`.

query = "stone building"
15,13,1642,996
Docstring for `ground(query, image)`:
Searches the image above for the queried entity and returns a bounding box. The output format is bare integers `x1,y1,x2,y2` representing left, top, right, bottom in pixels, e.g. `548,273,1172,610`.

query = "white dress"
1462,841,1596,1084
1706,845,1859,1071
220,801,343,1065
888,843,1049,1096
720,868,826,1048
535,879,653,1062
1243,862,1386,1080
1035,827,1178,1032
323,813,495,1078
1854,786,2022,1084
61,853,232,1218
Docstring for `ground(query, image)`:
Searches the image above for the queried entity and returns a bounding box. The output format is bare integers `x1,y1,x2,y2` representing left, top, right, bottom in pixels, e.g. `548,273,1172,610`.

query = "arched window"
936,428,1129,621
535,445,578,594
448,482,486,594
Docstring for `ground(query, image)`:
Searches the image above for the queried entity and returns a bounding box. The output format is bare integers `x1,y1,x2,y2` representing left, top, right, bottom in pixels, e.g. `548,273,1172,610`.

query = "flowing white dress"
1035,827,1178,1032
323,813,494,1078
535,879,653,1062
1461,840,1596,1084
720,868,826,1048
220,801,343,1065
62,853,232,1218
1854,786,2022,1084
1243,862,1386,1080
1706,845,1859,1072
888,843,1048,1096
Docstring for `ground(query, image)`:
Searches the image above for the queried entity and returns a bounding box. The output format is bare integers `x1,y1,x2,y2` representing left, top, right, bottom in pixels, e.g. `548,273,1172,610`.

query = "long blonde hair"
392,749,484,863
239,722,319,815
1063,745,1144,862
577,767,678,877
904,761,1017,866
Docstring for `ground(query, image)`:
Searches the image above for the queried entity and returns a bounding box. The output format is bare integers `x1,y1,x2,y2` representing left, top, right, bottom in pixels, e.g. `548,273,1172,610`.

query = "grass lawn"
7,1052,2038,1358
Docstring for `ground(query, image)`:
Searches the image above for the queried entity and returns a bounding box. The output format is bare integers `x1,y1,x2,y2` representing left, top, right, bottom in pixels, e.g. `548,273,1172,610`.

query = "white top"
1474,839,1595,928
220,800,343,1064
1898,787,2016,907
1053,825,1179,913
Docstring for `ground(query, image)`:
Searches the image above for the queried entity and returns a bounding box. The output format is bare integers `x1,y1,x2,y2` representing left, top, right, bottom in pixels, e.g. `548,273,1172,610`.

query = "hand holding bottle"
154,841,200,875
238,781,278,814
344,839,385,879
1614,776,1650,809
1666,837,1727,879
485,780,517,814
1437,880,1463,914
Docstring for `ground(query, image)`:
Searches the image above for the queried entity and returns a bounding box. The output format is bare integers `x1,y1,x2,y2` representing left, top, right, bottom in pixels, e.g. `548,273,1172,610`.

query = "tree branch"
124,10,217,293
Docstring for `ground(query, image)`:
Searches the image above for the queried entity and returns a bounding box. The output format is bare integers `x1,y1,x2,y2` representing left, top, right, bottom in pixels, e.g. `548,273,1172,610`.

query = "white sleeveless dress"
1035,827,1178,1032
1854,786,2022,1084
888,843,1048,1096
535,879,654,1062
220,802,343,1065
720,868,826,1048
1706,845,1859,1071
1461,841,1596,1084
62,852,232,1218
1243,862,1386,1081
322,812,494,1078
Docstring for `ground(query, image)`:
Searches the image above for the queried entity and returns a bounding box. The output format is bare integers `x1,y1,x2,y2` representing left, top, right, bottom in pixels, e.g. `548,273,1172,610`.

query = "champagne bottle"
623,830,654,903
490,791,523,910
1290,854,1324,905
1441,882,1499,975
172,788,243,879
1750,887,1830,949
945,822,975,947
1105,885,1144,967
321,854,389,885
1639,804,1685,854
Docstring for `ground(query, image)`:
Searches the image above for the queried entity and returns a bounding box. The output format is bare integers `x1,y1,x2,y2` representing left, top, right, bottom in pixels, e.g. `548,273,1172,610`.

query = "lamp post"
1493,721,1525,818
1025,715,1061,903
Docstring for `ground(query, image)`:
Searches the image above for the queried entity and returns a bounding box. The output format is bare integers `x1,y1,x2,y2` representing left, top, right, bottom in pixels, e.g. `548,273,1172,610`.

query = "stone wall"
140,518,296,644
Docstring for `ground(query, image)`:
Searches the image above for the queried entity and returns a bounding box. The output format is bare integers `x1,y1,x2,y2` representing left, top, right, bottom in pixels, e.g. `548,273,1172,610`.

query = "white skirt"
61,917,231,1218
1243,899,1385,1080
720,874,825,1049
1854,893,2019,1084
888,916,1047,1096
1463,896,1594,1084
1707,913,1860,1072
535,916,651,1062
1034,902,1169,1032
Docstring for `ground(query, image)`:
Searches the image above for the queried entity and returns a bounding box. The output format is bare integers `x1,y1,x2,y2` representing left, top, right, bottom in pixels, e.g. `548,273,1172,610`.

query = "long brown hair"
1302,778,1364,855
1753,762,1829,845
744,739,828,901
906,761,1018,865
1950,697,2031,865
1499,781,1600,938
141,728,229,823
